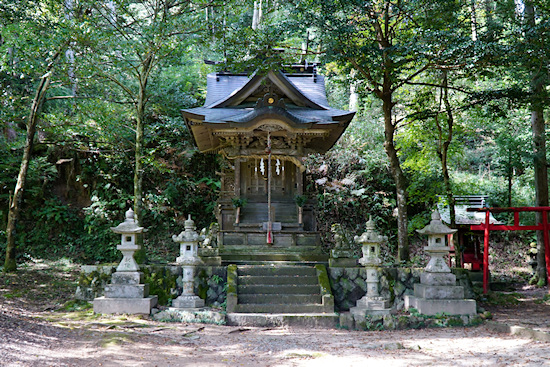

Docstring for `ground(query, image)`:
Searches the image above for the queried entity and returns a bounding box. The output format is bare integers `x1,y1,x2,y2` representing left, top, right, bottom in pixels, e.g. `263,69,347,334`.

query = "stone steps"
238,275,319,286
239,294,322,304
235,303,329,313
221,253,328,264
238,284,321,294
228,264,335,316
238,265,317,276
226,313,338,328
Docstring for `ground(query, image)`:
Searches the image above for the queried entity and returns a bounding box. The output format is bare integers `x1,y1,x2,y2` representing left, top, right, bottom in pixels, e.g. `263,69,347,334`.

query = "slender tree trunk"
133,53,154,226
438,71,458,263
382,94,409,262
4,72,52,272
440,71,456,226
525,1,548,285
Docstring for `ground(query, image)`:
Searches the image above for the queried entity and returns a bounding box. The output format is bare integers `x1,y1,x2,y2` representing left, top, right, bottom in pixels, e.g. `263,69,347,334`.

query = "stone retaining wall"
76,264,474,312
329,267,475,312
75,264,227,307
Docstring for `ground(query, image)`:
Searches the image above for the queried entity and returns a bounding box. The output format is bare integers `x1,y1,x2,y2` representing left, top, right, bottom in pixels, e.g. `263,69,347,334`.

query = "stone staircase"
226,264,337,327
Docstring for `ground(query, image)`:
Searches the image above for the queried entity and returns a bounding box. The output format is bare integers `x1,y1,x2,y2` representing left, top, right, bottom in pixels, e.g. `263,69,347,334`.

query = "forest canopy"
0,0,549,282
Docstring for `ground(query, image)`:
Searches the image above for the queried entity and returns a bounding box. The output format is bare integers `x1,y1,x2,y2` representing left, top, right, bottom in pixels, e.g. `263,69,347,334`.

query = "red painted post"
543,210,550,289
483,210,490,294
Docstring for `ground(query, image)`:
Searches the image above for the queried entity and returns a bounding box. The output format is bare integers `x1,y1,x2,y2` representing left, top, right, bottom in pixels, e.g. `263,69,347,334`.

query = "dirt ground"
1,260,550,367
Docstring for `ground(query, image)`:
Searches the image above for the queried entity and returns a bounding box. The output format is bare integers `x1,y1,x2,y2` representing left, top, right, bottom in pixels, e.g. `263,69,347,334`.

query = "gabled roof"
205,70,328,110
183,68,355,154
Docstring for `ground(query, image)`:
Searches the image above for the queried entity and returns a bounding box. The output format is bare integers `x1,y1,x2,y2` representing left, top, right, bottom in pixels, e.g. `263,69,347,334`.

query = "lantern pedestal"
93,209,157,315
171,215,205,309
404,210,476,316
350,217,391,319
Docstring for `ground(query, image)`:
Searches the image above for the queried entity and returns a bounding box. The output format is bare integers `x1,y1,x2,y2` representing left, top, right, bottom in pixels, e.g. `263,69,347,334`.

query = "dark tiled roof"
183,69,355,153
204,74,250,107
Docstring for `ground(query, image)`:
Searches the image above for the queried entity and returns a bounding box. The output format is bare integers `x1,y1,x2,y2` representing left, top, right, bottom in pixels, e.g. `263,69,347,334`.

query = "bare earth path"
1,261,549,367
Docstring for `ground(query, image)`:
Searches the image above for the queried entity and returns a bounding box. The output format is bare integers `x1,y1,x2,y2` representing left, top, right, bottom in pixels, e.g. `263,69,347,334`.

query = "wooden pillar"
483,210,490,294
543,210,550,288
296,163,303,196
234,158,241,197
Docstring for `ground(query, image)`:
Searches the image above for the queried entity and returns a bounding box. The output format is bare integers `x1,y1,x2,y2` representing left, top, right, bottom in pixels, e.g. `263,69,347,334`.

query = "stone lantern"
350,217,391,319
416,210,456,274
93,209,158,314
404,210,476,316
111,208,144,272
172,215,205,308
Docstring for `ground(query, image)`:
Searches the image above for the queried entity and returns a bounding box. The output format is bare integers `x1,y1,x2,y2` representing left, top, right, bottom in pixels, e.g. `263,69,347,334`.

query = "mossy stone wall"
76,264,227,307
329,267,474,312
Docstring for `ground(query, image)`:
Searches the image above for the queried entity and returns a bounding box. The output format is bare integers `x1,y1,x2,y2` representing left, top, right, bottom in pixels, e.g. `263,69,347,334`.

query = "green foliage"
60,299,92,312
231,198,248,208
294,195,308,208
480,291,521,306
142,266,178,306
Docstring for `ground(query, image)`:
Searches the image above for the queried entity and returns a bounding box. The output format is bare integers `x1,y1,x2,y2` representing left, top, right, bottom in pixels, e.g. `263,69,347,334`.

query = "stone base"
355,296,390,310
111,271,143,285
404,295,476,315
172,294,205,308
104,284,149,298
350,296,391,319
350,306,391,319
93,296,158,315
414,284,464,299
329,258,357,267
421,272,456,286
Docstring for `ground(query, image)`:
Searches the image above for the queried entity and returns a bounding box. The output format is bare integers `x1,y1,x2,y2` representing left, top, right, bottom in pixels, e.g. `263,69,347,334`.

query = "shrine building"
183,64,355,264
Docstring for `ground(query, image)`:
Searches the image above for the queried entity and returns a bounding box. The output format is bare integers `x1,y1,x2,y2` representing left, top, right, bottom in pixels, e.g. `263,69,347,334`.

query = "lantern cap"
184,214,196,231
355,216,387,244
417,210,457,236
111,208,145,234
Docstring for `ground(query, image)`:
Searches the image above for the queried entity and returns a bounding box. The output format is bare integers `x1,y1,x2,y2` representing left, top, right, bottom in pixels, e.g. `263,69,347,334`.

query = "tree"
296,0,473,261
524,0,549,285
81,0,226,226
2,1,71,271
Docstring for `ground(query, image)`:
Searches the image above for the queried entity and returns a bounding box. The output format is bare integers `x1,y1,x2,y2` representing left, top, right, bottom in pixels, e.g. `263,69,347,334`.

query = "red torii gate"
468,207,550,294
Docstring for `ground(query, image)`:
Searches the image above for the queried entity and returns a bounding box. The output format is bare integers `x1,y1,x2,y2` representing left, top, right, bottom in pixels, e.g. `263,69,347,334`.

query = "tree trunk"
381,94,409,262
133,54,153,226
4,72,52,272
439,71,458,264
525,1,548,286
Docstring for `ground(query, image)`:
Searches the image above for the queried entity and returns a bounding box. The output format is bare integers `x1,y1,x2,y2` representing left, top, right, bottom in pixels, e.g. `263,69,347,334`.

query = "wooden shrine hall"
183,64,355,263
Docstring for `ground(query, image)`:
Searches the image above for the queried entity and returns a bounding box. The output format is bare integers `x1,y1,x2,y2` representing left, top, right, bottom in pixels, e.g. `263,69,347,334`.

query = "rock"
393,281,407,297
383,342,404,350
398,268,411,283
207,288,218,302
346,268,359,281
330,267,344,279
339,312,355,330
383,315,396,330
355,278,368,292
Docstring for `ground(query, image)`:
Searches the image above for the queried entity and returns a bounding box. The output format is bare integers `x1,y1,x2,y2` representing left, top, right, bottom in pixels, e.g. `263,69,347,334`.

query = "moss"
142,266,178,306
78,270,112,297
481,291,521,305
60,299,92,312
315,264,332,295
197,268,209,301
447,317,464,327
226,264,237,295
